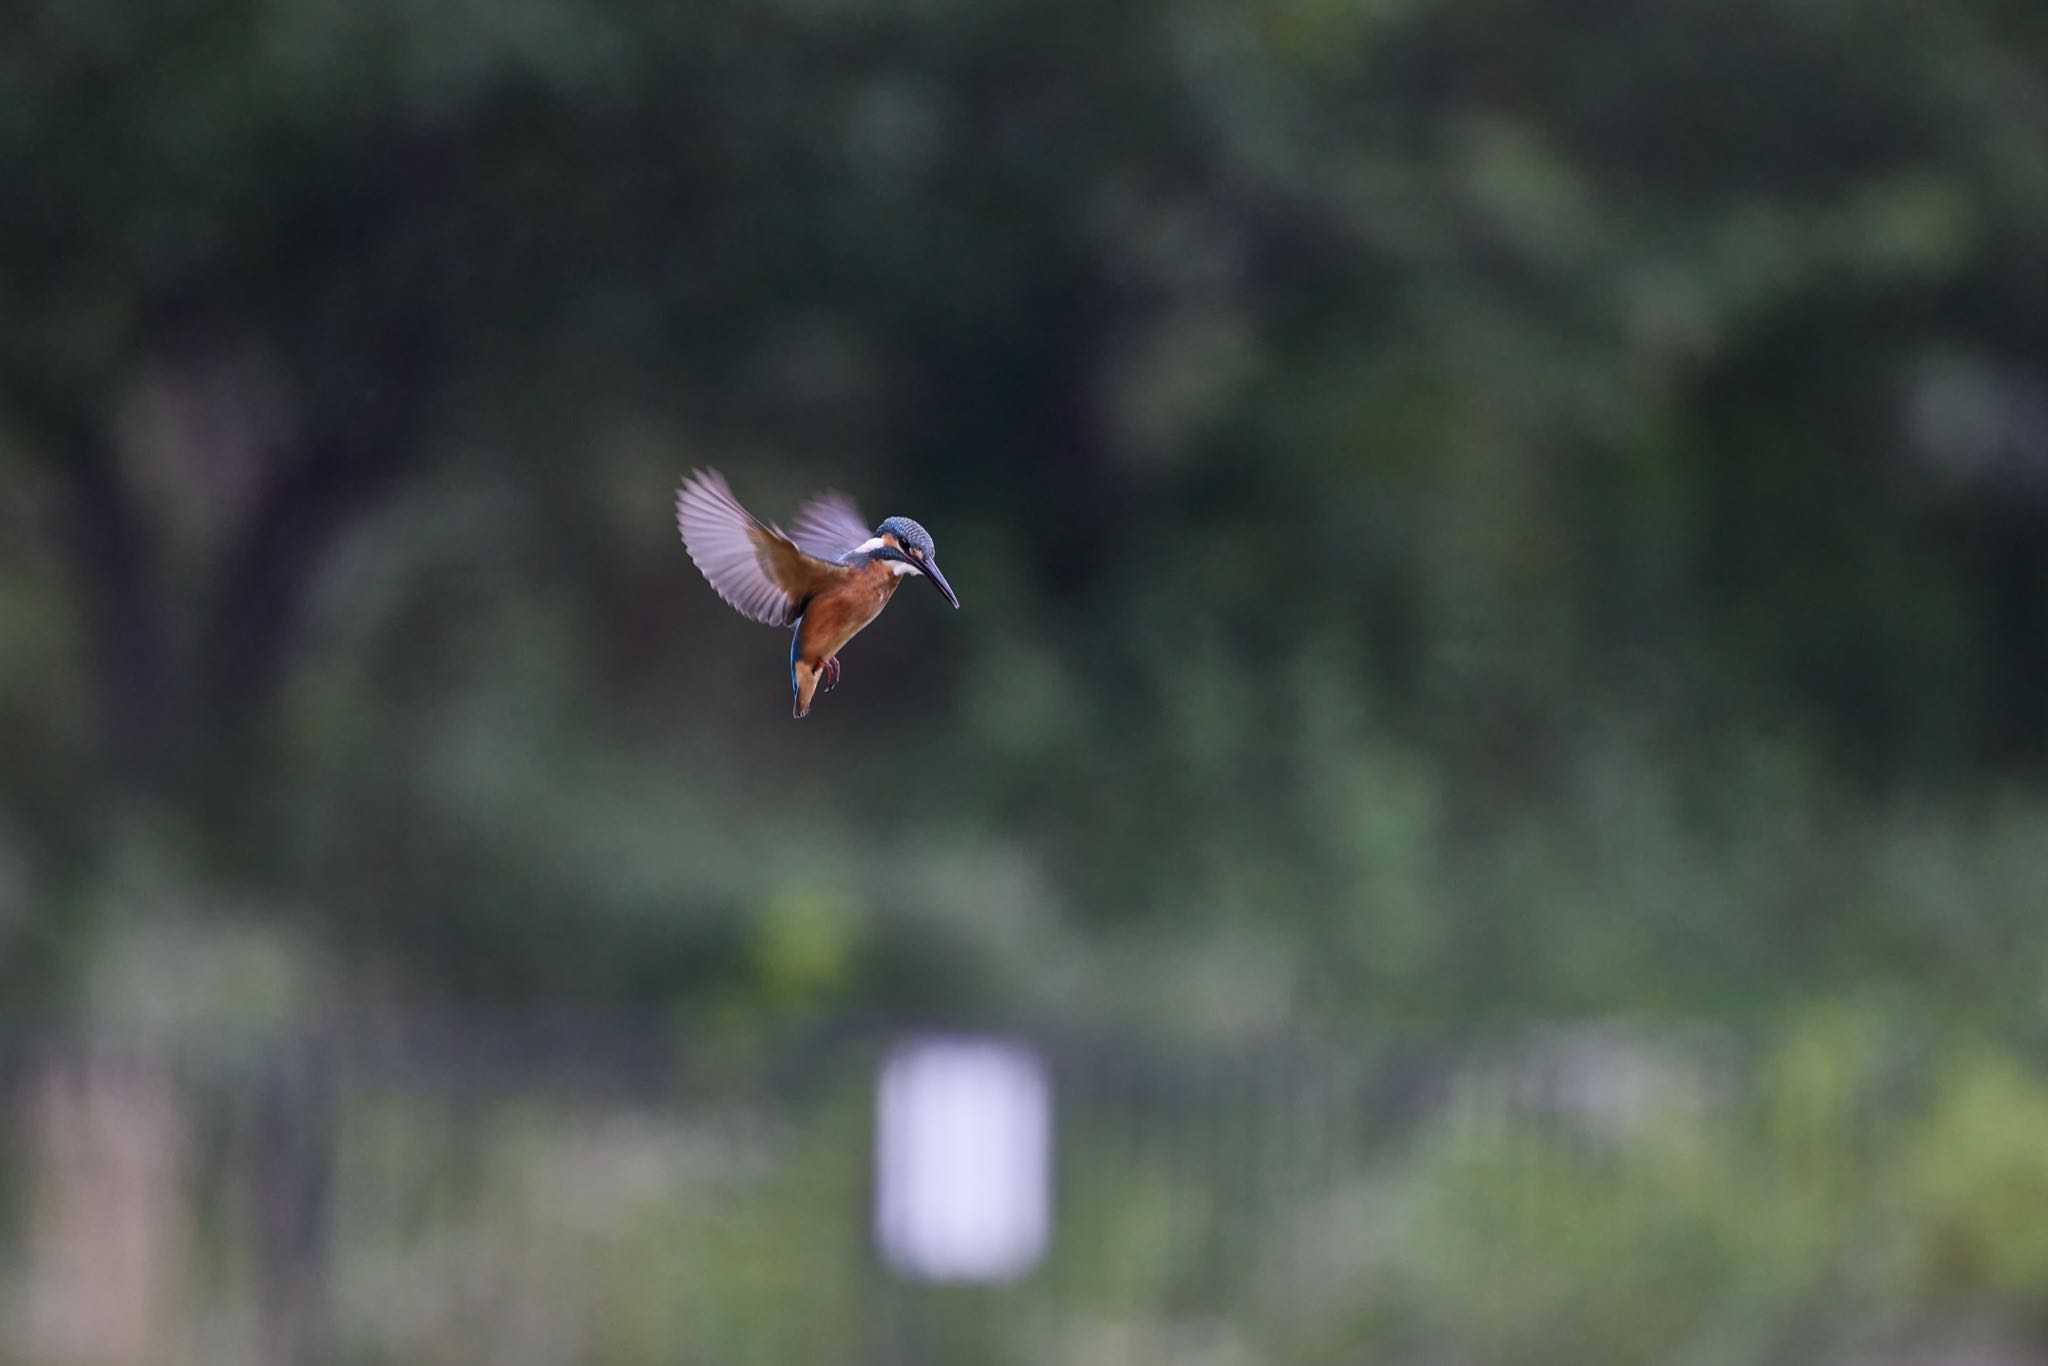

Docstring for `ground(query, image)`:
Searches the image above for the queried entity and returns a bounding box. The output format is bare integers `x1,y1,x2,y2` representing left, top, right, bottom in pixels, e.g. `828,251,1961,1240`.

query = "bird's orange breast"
794,559,901,661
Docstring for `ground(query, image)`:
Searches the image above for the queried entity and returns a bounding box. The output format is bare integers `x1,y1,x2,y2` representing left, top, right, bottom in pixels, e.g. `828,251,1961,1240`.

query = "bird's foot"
820,656,843,693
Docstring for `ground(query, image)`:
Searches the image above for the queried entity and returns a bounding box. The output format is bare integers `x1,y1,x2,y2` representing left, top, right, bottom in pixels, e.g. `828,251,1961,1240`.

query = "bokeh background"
5,0,2048,1360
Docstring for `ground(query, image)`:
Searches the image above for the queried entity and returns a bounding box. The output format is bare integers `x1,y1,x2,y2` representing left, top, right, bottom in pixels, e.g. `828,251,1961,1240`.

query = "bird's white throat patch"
855,534,921,574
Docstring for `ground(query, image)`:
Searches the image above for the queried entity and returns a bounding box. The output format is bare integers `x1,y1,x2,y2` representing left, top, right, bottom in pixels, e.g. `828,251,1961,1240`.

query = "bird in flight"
676,468,960,718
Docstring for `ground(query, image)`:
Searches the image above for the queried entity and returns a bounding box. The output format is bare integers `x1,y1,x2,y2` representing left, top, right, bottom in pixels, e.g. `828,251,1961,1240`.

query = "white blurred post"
874,1035,1052,1284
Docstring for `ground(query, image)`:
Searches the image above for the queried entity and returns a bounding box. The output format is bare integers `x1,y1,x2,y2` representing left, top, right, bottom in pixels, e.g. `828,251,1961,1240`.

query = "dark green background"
5,0,2046,1034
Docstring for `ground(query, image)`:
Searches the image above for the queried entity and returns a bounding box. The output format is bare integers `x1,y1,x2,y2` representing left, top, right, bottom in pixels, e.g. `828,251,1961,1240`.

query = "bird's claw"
820,657,842,693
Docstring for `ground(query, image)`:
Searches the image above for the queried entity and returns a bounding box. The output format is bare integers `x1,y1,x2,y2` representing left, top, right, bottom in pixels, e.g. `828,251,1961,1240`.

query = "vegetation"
16,1013,2047,1366
6,0,2045,1025
3,0,2048,1356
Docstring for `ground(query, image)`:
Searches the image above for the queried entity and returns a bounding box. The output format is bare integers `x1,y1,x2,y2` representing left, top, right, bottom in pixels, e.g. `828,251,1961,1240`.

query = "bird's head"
872,515,959,608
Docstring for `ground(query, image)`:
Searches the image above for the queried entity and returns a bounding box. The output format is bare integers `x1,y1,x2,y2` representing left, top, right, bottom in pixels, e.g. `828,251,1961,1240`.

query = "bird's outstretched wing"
789,491,872,564
676,469,843,626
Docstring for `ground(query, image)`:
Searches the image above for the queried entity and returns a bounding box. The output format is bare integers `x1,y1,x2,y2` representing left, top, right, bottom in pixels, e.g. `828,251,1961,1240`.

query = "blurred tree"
0,0,2043,1023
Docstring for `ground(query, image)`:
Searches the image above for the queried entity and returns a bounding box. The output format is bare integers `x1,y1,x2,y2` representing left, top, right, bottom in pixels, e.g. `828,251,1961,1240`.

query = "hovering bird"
676,468,960,718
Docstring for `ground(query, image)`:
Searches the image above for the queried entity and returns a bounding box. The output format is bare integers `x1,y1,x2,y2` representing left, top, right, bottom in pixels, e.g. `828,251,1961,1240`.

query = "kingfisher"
675,468,960,718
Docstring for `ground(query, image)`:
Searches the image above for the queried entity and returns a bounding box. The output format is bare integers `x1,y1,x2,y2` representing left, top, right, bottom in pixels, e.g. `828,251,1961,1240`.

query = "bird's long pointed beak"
923,559,960,608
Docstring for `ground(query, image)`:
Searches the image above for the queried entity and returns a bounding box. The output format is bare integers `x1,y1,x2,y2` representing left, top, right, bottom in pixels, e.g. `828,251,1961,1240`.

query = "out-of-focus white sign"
874,1035,1052,1283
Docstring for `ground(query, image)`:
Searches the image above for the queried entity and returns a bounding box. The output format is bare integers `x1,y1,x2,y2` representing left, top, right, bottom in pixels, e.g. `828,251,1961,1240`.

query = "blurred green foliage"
1,0,2046,1035
54,1012,2048,1365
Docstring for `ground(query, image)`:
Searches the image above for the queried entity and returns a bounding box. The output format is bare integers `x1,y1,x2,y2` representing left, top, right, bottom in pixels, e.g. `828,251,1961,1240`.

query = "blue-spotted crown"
878,516,936,557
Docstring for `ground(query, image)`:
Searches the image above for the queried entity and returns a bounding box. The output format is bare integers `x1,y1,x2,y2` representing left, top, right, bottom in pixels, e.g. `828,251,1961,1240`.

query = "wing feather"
789,491,873,564
676,469,843,626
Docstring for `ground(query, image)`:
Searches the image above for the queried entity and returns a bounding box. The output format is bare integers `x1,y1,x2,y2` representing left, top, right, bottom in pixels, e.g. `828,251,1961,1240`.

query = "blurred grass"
12,1010,2047,1365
